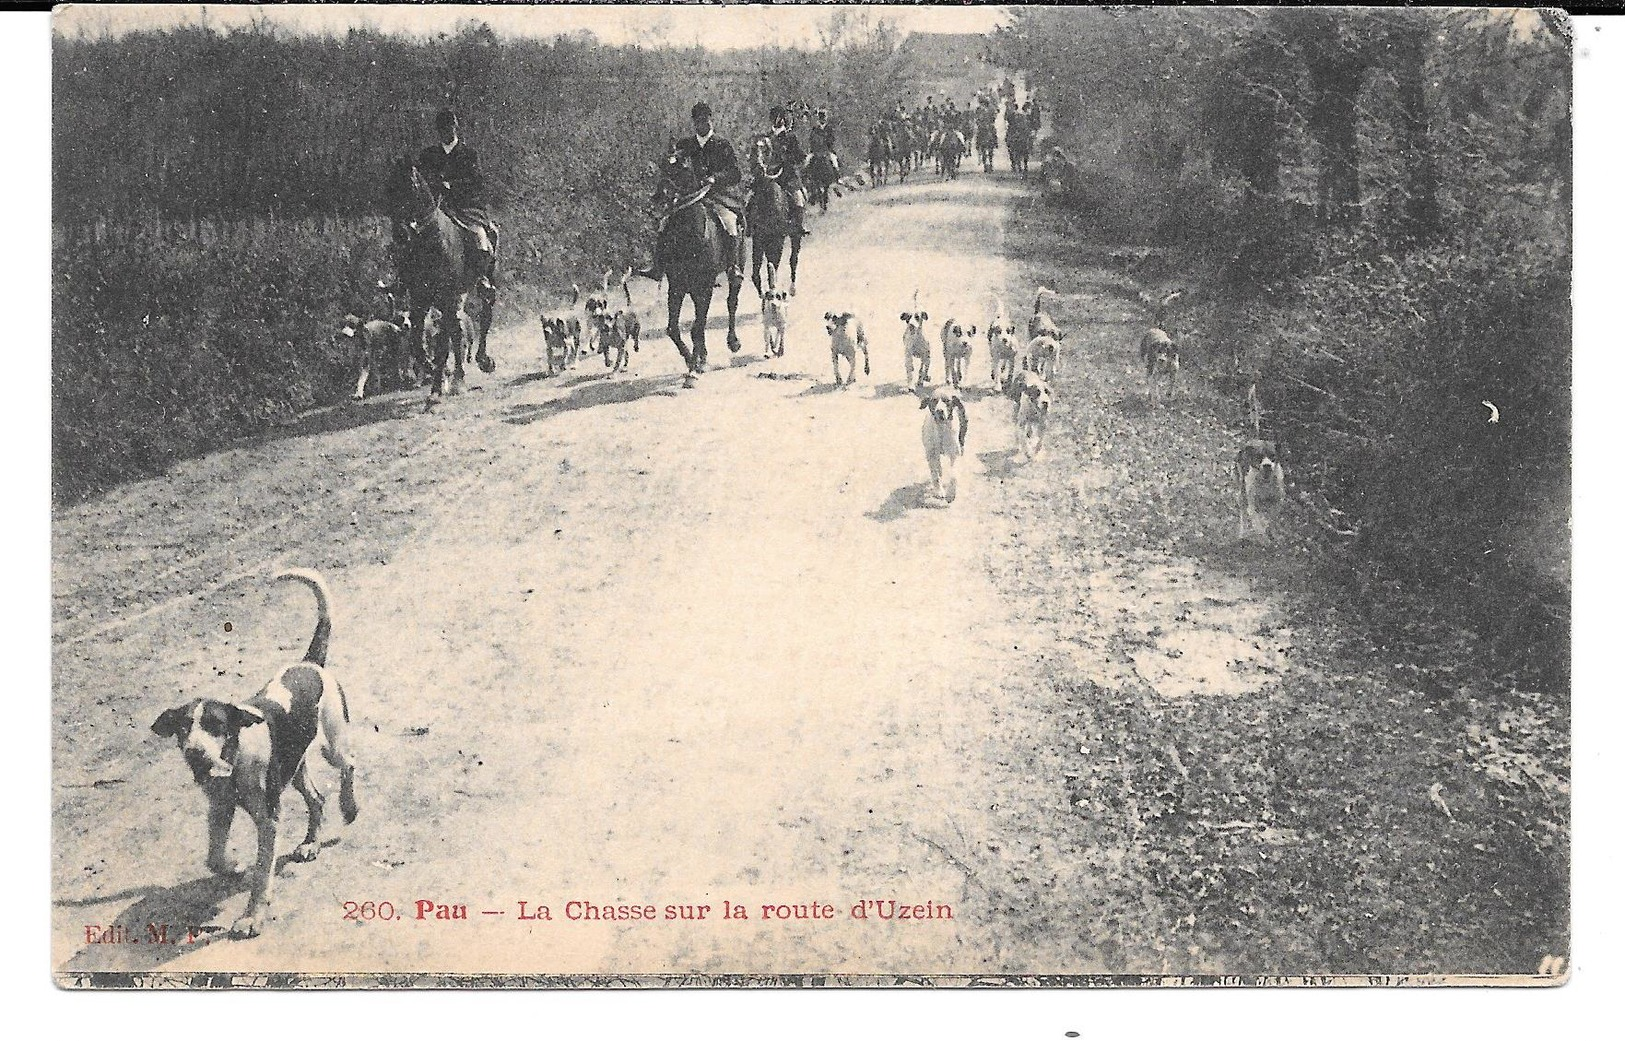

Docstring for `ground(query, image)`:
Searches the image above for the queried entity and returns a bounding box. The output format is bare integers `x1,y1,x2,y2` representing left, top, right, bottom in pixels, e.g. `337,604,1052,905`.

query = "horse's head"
385,156,440,232
749,135,777,176
657,143,703,200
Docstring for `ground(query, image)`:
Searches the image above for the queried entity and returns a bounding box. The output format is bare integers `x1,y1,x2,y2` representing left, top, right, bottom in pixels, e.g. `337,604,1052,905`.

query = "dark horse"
1006,115,1034,179
806,147,838,215
745,135,805,300
654,148,743,386
384,157,496,408
975,119,999,174
866,128,893,187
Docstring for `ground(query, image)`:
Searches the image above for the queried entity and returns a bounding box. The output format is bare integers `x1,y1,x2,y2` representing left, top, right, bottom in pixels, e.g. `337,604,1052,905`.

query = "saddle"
444,207,499,274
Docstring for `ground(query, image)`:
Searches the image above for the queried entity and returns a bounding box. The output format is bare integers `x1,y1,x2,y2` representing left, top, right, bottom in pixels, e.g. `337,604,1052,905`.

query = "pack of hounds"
268,284,1283,945
805,285,1287,535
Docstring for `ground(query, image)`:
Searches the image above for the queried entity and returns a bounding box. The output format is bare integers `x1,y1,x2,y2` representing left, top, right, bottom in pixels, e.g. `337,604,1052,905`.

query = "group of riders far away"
865,89,1041,165
393,91,1040,293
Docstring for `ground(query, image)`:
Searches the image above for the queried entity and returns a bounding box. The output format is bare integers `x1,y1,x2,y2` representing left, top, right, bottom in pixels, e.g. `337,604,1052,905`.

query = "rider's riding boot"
720,229,743,278
792,203,812,237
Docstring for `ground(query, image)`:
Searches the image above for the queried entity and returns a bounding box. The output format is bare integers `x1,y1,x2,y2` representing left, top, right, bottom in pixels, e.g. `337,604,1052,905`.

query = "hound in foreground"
1139,327,1181,403
986,296,1021,389
594,269,642,375
761,270,790,358
920,385,970,503
824,311,870,386
940,317,977,388
341,313,414,401
1008,369,1053,462
1236,438,1288,538
541,286,584,376
150,570,359,939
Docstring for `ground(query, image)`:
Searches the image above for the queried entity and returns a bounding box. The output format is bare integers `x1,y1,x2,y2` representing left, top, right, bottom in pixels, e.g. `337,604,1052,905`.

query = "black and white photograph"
48,2,1573,988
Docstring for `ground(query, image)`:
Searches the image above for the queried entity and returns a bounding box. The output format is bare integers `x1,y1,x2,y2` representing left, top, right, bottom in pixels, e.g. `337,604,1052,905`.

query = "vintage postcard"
50,2,1571,988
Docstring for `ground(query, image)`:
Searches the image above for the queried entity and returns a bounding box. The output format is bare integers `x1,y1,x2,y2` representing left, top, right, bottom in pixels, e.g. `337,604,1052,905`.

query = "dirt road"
55,171,1552,983
54,174,1087,977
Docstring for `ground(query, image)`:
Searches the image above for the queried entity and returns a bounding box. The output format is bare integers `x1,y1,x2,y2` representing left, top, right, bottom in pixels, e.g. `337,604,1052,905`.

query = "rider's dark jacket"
769,127,807,190
667,132,745,214
416,140,487,211
809,123,838,157
678,133,744,190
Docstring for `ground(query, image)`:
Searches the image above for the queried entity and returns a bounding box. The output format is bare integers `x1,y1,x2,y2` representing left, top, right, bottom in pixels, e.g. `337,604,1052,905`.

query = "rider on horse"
809,107,838,174
633,101,746,284
766,105,813,237
414,108,497,283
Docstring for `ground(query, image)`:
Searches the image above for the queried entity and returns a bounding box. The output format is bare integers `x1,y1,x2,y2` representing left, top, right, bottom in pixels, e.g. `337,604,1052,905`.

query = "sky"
55,3,1012,49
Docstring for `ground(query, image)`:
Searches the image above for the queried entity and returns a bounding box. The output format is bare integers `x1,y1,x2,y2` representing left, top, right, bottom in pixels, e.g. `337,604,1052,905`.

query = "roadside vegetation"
995,6,1569,970
53,12,915,500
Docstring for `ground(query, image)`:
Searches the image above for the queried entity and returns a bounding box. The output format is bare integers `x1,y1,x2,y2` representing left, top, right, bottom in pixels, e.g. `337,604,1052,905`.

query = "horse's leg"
412,304,433,386
725,271,742,355
690,284,714,375
788,234,801,297
751,239,765,299
474,284,496,374
448,300,467,396
666,285,693,372
425,306,451,408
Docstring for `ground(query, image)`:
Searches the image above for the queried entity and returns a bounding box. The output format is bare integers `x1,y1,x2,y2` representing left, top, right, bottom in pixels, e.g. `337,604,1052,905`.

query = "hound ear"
967,325,977,337
824,312,834,322
919,311,929,322
151,704,193,738
900,312,911,323
918,395,930,410
227,704,267,729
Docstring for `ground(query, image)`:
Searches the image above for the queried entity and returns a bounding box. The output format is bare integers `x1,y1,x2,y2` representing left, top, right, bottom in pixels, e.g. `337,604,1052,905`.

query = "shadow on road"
797,381,862,397
866,481,938,523
978,448,1023,480
56,838,341,972
502,372,683,426
249,394,423,450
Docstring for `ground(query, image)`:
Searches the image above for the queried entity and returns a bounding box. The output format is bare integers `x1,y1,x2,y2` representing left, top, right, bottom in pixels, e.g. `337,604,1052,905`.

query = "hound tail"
276,569,333,668
1032,286,1052,315
621,267,635,308
569,284,582,306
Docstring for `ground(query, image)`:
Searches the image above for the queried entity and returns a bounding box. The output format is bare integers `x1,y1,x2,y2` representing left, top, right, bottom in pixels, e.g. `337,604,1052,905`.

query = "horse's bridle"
395,167,441,239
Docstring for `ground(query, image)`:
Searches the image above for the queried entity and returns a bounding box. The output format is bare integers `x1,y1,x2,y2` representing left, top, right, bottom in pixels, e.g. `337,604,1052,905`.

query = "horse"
745,135,805,300
1006,114,1034,179
383,158,497,408
975,119,998,174
866,128,893,187
806,146,839,214
895,124,916,181
934,129,966,181
654,147,744,386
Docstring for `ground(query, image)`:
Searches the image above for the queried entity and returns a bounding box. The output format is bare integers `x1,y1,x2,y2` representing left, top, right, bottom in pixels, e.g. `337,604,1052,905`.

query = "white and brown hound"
151,570,359,939
920,385,970,503
1237,438,1288,539
824,311,870,386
